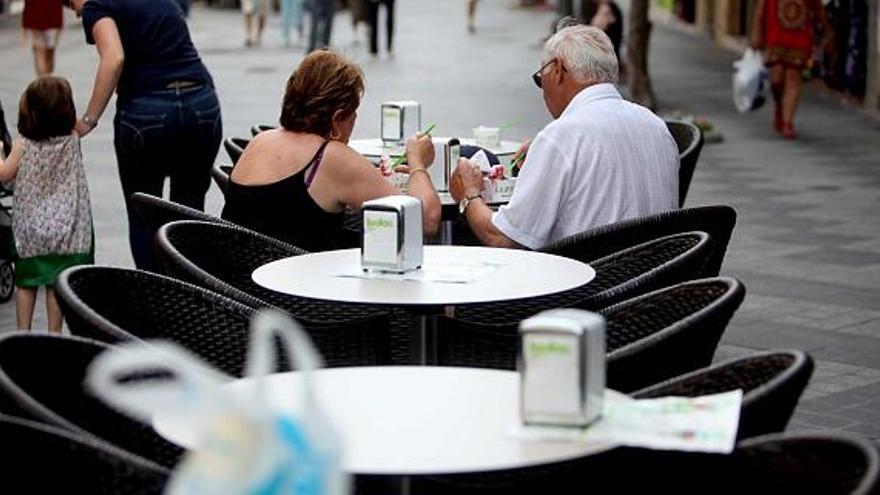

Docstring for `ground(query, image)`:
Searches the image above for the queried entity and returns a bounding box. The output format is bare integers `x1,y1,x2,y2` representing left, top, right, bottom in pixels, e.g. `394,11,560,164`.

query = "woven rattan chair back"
600,276,745,392
593,431,880,494
156,220,392,366
665,119,704,207
250,124,276,136
0,333,184,468
55,265,257,377
211,163,233,197
0,414,170,493
223,136,249,164
130,192,229,275
542,204,735,277
436,232,714,370
413,431,880,494
633,349,813,438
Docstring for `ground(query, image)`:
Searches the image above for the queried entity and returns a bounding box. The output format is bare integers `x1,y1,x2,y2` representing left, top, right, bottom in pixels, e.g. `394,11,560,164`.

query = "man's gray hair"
543,25,619,85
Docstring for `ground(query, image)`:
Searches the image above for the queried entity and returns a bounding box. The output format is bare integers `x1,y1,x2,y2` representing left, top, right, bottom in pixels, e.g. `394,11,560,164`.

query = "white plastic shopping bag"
732,48,768,113
86,310,349,495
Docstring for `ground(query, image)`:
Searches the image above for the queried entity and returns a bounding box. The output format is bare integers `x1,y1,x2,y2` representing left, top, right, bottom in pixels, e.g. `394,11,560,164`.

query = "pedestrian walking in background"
0,76,94,332
64,0,222,272
366,0,393,57
349,0,368,46
307,0,336,53
242,0,270,46
467,0,477,33
751,0,832,139
281,0,304,46
22,0,64,76
586,0,622,61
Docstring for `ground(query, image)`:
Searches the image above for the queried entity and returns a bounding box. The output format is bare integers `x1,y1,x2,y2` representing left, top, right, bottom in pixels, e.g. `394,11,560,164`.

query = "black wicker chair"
211,163,233,197
223,136,249,164
0,333,184,468
633,349,813,439
250,124,276,136
589,432,879,494
1,414,169,493
436,233,715,371
156,220,395,366
55,265,259,377
421,431,880,494
542,204,735,277
665,119,704,207
600,276,745,392
130,192,230,274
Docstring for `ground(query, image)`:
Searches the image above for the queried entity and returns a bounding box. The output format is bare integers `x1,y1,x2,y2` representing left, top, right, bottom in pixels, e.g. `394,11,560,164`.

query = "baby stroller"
0,100,15,302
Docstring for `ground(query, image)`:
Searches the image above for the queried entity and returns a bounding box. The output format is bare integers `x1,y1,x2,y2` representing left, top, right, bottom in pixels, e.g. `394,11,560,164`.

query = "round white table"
350,137,521,161
253,246,594,364
153,367,621,475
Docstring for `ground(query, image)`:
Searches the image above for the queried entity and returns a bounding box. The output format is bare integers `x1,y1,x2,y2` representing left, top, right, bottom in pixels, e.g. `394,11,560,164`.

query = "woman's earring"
330,130,341,140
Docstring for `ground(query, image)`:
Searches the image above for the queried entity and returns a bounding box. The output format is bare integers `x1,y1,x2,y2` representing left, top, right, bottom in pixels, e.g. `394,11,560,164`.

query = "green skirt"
15,251,94,288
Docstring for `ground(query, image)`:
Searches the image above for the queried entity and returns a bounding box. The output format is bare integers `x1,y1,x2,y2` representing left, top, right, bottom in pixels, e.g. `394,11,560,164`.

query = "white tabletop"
153,367,622,475
350,137,521,159
252,246,595,307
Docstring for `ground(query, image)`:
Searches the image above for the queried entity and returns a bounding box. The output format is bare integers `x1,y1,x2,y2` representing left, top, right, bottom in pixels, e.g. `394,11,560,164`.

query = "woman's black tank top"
221,140,345,252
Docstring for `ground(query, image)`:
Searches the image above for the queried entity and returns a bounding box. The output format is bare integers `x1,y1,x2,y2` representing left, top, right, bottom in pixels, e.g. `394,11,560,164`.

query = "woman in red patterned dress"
750,0,831,139
21,0,64,76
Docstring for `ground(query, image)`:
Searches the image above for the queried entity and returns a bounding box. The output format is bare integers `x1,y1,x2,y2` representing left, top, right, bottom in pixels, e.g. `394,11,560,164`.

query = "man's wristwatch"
459,193,481,215
82,114,97,129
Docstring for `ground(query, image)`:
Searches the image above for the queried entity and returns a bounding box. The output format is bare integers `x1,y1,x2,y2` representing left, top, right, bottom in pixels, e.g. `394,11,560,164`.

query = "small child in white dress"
0,75,94,332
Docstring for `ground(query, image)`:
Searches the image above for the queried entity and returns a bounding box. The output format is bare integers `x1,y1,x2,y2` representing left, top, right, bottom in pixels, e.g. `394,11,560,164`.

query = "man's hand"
450,157,484,202
405,133,434,168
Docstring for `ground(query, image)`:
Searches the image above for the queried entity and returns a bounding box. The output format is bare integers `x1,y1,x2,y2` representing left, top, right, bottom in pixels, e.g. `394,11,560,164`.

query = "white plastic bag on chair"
85,310,349,495
732,48,768,113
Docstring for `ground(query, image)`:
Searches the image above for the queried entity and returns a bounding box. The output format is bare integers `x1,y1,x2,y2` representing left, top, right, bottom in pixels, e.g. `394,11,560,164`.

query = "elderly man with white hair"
450,25,678,249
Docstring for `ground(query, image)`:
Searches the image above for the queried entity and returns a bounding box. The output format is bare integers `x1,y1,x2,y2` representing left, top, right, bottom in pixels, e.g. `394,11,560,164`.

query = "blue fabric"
114,84,222,271
82,0,212,100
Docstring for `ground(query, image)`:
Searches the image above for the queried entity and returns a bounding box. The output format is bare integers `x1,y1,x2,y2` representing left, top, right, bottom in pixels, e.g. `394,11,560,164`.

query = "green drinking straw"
390,123,436,167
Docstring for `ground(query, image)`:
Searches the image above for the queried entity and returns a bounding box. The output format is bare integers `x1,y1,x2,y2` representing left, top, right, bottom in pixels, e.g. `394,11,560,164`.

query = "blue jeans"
113,84,222,272
281,0,304,42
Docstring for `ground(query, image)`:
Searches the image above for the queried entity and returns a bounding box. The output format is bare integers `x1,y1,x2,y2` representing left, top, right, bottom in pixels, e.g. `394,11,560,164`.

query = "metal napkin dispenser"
361,195,423,273
519,309,606,427
381,101,421,145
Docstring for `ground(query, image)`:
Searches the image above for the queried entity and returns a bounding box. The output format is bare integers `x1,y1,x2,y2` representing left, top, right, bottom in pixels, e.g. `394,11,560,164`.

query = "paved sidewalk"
0,0,878,438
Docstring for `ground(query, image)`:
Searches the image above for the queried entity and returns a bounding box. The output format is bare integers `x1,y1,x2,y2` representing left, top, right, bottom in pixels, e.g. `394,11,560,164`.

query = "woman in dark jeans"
65,0,222,272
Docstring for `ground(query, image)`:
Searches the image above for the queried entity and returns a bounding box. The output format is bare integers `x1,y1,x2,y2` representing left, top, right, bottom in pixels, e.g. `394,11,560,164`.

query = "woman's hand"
75,118,95,137
404,133,434,169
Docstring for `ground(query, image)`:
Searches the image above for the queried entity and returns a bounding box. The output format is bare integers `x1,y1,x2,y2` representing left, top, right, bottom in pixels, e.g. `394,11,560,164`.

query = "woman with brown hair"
751,0,831,139
222,50,441,252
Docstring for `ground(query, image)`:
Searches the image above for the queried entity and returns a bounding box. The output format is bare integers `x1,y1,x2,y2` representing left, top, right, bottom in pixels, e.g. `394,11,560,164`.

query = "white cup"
472,126,501,149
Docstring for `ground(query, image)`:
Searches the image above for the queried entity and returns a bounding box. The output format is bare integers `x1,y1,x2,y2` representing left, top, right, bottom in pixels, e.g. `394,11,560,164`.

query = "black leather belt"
165,80,199,89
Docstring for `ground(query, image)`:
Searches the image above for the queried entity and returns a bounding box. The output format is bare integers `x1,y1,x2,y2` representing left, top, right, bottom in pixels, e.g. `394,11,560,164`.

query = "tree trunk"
627,0,657,110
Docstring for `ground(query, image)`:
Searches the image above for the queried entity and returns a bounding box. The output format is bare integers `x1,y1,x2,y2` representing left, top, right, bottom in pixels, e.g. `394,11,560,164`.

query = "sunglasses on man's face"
60,0,72,8
531,59,566,89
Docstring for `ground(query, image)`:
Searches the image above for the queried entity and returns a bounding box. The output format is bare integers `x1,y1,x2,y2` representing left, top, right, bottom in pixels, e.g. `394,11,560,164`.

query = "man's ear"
553,60,566,86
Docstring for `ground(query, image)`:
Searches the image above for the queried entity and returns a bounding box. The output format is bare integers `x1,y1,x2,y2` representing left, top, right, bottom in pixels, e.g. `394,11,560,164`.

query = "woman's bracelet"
408,167,431,183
